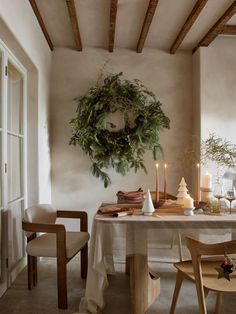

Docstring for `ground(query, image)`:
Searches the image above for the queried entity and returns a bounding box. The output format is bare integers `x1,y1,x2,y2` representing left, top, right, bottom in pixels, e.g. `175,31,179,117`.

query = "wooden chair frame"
170,236,236,314
22,210,88,309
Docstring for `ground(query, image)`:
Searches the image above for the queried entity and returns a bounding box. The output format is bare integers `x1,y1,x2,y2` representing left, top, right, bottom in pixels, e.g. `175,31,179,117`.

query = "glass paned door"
0,51,2,285
0,39,27,296
7,61,25,277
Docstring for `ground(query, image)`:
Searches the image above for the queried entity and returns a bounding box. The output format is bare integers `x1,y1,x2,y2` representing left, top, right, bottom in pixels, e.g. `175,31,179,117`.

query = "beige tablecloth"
79,210,236,313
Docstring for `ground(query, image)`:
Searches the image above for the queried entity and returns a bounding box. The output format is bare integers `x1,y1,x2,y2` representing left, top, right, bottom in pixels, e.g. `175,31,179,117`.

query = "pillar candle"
196,163,200,206
164,164,167,200
183,196,194,208
155,163,159,203
202,172,212,189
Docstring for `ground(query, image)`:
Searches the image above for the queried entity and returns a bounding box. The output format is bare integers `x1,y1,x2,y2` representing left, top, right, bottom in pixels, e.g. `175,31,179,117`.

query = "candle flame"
156,163,159,168
164,163,167,168
197,163,200,168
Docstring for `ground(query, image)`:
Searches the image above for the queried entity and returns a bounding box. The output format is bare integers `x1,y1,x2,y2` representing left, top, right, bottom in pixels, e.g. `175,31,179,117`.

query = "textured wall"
0,0,52,203
199,38,236,182
50,48,193,228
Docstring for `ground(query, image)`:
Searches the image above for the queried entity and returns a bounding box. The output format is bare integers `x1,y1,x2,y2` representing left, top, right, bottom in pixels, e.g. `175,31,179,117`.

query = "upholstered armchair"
22,204,90,309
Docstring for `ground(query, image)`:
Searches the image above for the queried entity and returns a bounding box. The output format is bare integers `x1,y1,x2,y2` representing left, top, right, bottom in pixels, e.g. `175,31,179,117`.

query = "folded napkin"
97,206,132,217
98,206,129,214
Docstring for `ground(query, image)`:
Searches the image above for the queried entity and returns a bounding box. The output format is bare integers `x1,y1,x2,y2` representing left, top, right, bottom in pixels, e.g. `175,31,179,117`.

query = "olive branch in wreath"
69,72,170,187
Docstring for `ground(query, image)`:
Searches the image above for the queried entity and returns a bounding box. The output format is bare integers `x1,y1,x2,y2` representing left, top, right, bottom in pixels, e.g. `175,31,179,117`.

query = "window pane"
0,53,2,207
7,62,23,134
0,133,2,208
7,201,24,268
0,53,2,127
8,135,22,202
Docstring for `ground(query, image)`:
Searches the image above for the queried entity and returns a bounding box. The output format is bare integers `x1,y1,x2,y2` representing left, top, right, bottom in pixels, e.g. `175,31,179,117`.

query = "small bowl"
152,199,165,208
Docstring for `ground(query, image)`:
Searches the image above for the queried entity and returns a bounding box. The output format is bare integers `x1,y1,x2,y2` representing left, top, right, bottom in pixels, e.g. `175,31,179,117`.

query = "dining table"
78,203,236,314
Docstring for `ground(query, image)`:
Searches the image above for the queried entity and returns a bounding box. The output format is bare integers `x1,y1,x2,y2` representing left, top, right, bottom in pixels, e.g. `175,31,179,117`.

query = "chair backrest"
24,204,57,224
186,236,236,258
185,236,236,314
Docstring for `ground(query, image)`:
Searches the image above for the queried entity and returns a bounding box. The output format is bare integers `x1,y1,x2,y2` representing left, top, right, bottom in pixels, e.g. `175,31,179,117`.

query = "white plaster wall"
199,38,236,181
0,0,52,203
51,48,193,229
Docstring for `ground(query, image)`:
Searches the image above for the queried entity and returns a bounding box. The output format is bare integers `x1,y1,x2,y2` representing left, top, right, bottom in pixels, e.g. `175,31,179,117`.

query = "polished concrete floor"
0,259,235,313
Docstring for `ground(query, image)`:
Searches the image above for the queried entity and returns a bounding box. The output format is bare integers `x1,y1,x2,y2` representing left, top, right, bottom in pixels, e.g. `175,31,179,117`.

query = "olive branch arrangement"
201,133,236,168
181,133,236,172
69,72,170,187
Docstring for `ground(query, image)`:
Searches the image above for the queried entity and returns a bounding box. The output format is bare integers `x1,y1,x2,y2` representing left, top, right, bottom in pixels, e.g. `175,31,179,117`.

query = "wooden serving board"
157,204,185,214
100,203,185,216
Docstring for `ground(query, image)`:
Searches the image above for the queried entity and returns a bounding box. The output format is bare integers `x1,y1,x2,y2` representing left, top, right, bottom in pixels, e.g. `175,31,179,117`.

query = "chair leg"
177,232,183,262
27,255,38,290
125,255,130,275
169,270,184,314
33,256,38,287
215,292,223,314
27,255,33,290
57,260,67,309
81,244,88,279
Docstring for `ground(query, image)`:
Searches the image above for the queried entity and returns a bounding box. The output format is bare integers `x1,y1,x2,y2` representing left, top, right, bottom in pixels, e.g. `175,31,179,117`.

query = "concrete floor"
0,259,235,314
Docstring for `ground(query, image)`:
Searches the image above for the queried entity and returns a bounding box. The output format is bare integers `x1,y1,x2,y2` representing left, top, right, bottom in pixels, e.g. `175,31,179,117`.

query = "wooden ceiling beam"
221,25,236,35
109,0,118,52
136,0,159,53
192,0,236,53
170,0,208,54
29,0,53,51
66,0,82,51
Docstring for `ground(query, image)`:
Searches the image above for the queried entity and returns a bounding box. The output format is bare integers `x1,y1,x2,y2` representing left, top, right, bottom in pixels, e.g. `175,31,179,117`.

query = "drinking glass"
213,182,225,201
212,181,225,213
225,188,236,214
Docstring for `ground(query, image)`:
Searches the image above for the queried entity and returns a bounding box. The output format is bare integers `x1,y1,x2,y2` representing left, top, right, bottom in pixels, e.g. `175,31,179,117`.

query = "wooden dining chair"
22,204,90,309
170,236,236,314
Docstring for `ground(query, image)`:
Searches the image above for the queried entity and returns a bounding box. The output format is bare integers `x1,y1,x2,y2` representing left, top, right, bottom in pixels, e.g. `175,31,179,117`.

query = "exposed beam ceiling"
29,0,53,51
109,0,118,52
221,24,236,35
29,1,236,54
170,0,208,54
136,0,159,53
192,0,236,53
66,0,82,51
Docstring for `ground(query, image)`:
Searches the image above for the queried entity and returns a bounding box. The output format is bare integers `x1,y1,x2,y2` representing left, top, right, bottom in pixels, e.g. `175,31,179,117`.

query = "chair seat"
26,231,90,258
175,260,236,292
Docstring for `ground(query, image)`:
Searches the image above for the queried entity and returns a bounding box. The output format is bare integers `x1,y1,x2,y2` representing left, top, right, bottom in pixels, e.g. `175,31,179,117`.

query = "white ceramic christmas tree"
176,177,190,205
142,189,155,216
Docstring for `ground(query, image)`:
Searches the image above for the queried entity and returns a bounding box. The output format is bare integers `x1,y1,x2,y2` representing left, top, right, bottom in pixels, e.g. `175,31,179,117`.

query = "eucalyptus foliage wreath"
70,72,170,187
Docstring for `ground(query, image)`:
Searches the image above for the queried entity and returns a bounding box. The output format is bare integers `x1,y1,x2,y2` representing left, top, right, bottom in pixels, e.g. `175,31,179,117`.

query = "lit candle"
155,163,159,203
202,172,212,189
196,163,200,206
164,163,167,200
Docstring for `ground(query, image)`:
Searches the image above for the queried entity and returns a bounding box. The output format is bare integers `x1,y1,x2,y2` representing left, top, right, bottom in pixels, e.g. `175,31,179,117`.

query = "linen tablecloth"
79,211,236,313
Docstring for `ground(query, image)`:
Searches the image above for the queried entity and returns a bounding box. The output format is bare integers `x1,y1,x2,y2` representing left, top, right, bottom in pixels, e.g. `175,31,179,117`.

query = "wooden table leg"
129,254,160,314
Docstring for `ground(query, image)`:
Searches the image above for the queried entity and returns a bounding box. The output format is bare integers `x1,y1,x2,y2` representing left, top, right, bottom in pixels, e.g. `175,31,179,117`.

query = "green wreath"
70,72,170,187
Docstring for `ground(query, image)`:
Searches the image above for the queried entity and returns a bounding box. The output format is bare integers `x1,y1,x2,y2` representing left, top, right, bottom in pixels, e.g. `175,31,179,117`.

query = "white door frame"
0,38,27,295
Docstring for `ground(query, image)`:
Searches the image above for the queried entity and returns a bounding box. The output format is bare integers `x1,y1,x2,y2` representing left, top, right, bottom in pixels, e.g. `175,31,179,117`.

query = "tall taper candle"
164,164,167,200
155,163,159,203
196,163,200,206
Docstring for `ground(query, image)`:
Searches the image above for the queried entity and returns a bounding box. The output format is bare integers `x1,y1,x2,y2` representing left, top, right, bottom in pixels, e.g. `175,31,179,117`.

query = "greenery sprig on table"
69,72,170,187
